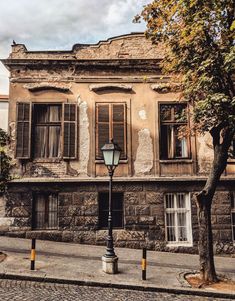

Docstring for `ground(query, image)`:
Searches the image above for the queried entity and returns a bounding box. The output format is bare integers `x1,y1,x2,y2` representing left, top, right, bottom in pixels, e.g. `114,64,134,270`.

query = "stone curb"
0,273,234,300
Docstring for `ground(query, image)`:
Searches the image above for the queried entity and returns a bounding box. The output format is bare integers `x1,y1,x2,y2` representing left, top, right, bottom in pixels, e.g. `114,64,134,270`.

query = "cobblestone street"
0,279,233,301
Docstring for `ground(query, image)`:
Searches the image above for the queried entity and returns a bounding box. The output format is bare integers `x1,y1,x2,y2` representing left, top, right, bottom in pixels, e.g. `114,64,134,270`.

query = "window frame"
98,192,124,229
15,101,78,161
159,102,191,160
95,102,127,160
32,193,58,230
231,192,235,245
32,103,62,159
164,192,192,246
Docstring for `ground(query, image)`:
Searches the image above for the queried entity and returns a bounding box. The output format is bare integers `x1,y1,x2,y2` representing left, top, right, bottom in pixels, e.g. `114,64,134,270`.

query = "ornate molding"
89,83,133,92
151,83,182,93
24,83,71,93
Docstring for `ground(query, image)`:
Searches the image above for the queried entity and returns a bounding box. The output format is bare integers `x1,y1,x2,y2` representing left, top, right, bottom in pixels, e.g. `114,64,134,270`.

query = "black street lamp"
101,139,121,274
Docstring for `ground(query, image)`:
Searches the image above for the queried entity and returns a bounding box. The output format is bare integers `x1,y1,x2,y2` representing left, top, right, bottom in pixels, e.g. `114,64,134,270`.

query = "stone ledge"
8,176,235,183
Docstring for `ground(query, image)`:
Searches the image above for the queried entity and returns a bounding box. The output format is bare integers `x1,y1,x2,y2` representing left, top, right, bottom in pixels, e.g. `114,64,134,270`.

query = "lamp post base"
102,255,118,274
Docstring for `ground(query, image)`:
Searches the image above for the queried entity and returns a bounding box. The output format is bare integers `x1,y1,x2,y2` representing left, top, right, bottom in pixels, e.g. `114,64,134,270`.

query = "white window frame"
164,192,192,247
231,192,235,245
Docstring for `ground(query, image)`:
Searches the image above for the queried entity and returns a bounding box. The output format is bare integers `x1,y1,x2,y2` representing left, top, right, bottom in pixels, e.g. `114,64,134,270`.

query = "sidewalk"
0,236,234,298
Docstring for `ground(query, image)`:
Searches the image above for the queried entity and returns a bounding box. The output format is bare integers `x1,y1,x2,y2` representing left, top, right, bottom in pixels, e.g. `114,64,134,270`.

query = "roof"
6,33,165,61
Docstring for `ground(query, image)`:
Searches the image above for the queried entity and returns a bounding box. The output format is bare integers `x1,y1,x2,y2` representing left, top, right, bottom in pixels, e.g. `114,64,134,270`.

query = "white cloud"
0,0,149,93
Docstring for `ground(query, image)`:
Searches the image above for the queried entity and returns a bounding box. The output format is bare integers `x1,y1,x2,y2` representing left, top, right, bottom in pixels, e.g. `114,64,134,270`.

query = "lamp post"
101,139,121,274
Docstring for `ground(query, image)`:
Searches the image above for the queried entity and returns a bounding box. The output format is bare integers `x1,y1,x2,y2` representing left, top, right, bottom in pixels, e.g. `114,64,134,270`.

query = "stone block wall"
1,181,234,254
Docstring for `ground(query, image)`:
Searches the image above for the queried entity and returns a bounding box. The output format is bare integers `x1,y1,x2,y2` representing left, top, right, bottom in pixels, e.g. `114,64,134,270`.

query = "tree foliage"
0,128,11,192
136,0,235,283
136,0,235,133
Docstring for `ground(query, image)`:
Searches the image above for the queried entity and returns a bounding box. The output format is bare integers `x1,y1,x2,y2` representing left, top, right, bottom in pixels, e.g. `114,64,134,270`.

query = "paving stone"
0,280,231,301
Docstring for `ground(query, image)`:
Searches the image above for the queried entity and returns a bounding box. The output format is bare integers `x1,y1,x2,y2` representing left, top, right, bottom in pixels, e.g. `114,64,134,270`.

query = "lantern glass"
102,149,114,166
101,140,121,169
113,150,121,166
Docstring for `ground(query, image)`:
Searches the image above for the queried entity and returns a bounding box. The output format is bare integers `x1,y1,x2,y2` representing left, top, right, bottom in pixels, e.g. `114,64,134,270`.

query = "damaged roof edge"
10,32,145,54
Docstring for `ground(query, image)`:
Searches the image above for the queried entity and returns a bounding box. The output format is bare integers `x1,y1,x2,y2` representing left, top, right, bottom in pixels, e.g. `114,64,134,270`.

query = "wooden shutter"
112,103,126,159
96,103,127,160
16,102,31,159
63,103,77,159
96,104,110,159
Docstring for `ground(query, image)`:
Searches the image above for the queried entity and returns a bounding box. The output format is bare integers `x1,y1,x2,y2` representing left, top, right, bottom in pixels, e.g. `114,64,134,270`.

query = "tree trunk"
196,128,233,283
197,194,217,282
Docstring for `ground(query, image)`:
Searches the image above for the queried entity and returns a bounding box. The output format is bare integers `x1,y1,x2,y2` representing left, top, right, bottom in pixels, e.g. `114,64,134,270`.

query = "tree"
136,0,235,282
0,128,11,192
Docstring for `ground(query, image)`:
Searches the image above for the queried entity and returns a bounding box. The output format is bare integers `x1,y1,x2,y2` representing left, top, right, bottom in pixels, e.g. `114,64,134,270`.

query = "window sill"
33,158,62,163
31,228,59,231
97,228,124,230
95,159,128,164
227,158,235,163
160,159,192,163
166,242,193,248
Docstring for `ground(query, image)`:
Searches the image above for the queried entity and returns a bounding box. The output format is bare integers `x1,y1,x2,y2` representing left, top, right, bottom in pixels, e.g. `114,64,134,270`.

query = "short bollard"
30,238,36,270
142,247,147,280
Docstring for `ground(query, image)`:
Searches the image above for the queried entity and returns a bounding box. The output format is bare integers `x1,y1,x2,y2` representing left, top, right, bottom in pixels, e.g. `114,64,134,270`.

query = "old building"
0,33,234,254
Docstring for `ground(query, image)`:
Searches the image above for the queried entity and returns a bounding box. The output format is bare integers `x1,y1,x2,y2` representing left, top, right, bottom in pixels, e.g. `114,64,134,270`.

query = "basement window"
232,193,235,243
160,104,190,159
165,192,192,246
33,193,58,229
98,192,123,229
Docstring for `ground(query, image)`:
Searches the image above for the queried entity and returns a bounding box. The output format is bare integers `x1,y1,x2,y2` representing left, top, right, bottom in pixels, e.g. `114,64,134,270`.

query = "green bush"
0,128,11,191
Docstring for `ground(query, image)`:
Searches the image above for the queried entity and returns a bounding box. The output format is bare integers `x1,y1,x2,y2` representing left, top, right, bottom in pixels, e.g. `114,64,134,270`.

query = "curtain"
48,126,61,157
167,125,174,158
34,105,61,158
35,126,47,158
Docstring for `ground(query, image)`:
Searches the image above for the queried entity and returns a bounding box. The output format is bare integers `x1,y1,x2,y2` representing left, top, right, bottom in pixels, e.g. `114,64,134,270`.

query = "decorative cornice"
89,83,133,92
23,83,71,93
151,83,182,93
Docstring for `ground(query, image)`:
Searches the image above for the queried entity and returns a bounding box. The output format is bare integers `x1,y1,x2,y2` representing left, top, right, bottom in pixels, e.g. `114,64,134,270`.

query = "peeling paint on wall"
134,129,153,176
197,133,213,173
70,98,90,175
138,109,147,120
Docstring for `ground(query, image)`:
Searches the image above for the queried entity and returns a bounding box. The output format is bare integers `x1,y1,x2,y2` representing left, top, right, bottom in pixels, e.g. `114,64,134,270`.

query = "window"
95,103,127,160
16,102,77,159
33,104,62,158
160,104,189,159
165,193,192,245
231,193,235,243
98,192,123,229
229,138,235,158
33,193,58,229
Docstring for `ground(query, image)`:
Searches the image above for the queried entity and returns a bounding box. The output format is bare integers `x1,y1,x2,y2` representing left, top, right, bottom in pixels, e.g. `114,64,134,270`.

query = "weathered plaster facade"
0,33,234,253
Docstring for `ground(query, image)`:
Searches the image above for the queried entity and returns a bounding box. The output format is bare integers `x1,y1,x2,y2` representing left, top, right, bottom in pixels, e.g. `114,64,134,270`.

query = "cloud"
0,0,149,93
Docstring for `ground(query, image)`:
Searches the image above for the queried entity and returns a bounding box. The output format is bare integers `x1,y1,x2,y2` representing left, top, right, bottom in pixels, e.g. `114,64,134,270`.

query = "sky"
0,0,149,94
